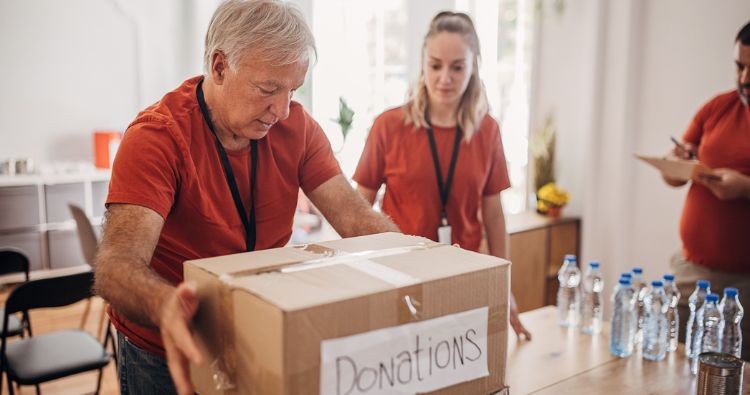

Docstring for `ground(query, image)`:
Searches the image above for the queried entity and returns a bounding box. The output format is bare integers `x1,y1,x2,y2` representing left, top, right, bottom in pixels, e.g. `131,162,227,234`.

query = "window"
310,0,410,178
310,0,535,214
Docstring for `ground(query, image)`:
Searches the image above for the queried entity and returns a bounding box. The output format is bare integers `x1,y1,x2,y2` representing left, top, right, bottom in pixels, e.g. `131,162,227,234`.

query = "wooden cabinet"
507,212,580,312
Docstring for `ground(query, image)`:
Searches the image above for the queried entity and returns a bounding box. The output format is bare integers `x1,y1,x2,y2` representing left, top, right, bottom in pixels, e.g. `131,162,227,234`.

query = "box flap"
186,233,509,311
211,233,509,311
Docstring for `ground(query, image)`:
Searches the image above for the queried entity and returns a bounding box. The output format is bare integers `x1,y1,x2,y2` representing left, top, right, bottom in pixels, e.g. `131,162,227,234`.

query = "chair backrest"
68,204,99,267
0,249,30,280
4,271,94,316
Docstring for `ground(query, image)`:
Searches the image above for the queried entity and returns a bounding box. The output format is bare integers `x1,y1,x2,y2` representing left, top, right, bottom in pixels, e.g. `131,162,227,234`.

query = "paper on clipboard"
634,154,718,182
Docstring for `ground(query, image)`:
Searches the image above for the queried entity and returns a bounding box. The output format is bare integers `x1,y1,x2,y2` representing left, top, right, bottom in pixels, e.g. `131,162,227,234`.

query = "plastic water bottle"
581,261,604,334
610,277,637,357
642,281,670,361
631,268,648,343
720,287,744,358
662,274,680,352
557,254,581,327
685,280,711,358
692,293,723,375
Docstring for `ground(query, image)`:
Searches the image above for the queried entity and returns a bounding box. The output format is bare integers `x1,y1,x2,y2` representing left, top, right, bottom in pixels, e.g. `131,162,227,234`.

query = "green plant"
534,0,565,17
529,115,557,191
333,97,354,141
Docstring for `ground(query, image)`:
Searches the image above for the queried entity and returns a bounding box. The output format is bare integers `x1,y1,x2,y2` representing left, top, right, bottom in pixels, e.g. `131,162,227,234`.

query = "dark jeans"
118,331,178,395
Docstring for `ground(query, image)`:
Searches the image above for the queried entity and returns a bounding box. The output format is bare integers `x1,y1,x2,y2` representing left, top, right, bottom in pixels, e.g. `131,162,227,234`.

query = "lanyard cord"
196,79,257,252
425,122,462,225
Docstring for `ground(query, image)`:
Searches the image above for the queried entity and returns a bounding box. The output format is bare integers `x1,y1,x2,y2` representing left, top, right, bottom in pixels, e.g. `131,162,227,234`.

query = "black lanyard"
426,122,462,225
196,80,257,252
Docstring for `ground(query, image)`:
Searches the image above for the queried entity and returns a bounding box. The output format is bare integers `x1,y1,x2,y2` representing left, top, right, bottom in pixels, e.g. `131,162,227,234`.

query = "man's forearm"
309,175,399,238
95,249,173,328
343,203,399,237
93,204,172,328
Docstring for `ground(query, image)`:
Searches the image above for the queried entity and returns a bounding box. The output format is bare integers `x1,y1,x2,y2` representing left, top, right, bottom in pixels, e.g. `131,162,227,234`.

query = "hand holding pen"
670,136,697,160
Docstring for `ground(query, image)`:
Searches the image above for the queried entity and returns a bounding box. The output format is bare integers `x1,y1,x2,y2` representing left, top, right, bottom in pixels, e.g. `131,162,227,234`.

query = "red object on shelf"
93,131,122,169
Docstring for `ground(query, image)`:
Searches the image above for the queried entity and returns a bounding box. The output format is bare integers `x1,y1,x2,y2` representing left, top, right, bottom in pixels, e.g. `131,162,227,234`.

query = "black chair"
0,250,32,339
1,271,114,395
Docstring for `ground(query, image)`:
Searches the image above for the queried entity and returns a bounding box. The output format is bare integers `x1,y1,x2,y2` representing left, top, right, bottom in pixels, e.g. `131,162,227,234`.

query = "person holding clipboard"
663,21,750,359
353,11,531,339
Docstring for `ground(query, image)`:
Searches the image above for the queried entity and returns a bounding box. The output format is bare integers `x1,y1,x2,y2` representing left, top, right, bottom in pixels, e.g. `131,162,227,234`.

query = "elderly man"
663,21,750,359
94,1,398,394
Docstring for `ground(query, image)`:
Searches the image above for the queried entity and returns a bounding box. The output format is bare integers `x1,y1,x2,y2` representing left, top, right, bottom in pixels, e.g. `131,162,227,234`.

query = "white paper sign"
320,307,489,395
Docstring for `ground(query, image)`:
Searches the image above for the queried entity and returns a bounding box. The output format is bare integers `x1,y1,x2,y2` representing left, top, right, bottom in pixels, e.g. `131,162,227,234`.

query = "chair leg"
80,298,92,330
111,333,119,370
96,302,107,341
6,375,13,395
104,321,118,370
95,367,104,395
35,383,40,395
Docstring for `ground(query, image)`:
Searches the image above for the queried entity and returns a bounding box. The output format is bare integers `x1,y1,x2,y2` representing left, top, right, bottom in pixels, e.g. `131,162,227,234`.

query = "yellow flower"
537,182,570,212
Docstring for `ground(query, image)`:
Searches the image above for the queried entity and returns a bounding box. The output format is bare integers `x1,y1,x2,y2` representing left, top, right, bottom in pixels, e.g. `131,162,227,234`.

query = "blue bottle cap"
725,288,739,297
588,261,600,268
619,278,631,285
651,280,663,287
663,274,675,281
632,267,643,274
564,254,577,262
706,293,719,302
697,280,710,289
621,272,632,278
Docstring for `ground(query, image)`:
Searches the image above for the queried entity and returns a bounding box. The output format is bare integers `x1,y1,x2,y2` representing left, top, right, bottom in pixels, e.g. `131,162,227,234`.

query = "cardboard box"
185,232,509,395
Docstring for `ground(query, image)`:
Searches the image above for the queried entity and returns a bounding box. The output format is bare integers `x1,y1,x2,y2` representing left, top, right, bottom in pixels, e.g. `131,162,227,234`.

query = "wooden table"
506,306,749,394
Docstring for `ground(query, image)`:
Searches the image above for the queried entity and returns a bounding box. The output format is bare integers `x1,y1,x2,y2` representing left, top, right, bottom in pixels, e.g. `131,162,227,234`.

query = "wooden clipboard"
634,154,719,182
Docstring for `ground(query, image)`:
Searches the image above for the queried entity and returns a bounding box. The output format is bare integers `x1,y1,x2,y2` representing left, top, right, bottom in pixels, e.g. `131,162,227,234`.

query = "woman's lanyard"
425,122,462,227
196,80,258,252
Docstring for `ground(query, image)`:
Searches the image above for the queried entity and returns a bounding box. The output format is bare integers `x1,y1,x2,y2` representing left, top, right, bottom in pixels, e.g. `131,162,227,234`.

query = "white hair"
203,0,316,76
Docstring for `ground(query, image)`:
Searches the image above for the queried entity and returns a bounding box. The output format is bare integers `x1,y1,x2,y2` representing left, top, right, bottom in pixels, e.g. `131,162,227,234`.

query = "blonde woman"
354,11,531,339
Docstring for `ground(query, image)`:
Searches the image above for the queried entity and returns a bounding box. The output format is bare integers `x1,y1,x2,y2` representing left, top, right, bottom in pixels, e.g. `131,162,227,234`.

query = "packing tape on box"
208,241,442,391
213,276,238,392
277,243,435,275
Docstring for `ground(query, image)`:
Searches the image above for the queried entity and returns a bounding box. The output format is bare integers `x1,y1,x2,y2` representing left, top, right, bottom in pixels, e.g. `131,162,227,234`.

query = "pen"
670,136,696,159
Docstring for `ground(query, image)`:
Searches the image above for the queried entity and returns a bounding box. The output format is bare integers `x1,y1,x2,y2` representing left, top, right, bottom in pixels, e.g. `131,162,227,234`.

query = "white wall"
4,0,748,292
0,0,214,164
532,0,750,309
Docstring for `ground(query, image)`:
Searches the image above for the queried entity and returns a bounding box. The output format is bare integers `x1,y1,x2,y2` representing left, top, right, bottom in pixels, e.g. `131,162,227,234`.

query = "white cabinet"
0,172,110,280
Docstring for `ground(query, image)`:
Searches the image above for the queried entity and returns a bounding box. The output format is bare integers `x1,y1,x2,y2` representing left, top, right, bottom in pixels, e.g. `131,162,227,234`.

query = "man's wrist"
149,285,176,328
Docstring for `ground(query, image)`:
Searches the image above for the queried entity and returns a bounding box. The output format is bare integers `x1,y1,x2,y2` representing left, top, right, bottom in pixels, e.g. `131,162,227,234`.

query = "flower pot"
546,205,562,218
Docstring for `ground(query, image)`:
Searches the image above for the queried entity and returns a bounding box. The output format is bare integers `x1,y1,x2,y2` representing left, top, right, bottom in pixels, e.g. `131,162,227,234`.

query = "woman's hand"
510,294,532,340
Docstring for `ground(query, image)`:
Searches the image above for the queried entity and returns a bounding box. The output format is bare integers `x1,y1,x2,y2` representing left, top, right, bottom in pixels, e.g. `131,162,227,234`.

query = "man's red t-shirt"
353,108,511,252
106,76,341,357
680,90,750,273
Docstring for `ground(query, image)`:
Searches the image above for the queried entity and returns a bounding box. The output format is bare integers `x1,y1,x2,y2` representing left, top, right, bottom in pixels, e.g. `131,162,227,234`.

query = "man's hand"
695,168,750,200
95,204,203,394
662,141,697,187
670,140,697,160
160,282,204,395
